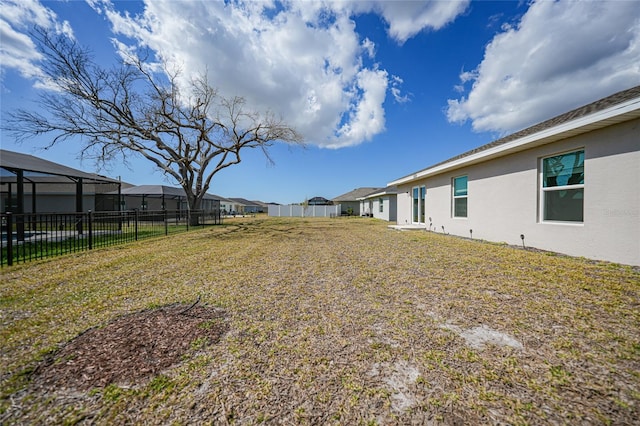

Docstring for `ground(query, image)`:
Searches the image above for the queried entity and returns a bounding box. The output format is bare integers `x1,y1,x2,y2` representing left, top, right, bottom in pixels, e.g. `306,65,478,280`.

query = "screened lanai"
0,149,122,214
118,185,220,213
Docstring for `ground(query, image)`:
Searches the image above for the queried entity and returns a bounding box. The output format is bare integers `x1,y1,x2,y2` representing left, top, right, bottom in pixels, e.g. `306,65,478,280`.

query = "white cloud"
0,0,73,81
2,0,469,148
447,0,640,134
390,75,410,103
362,37,375,59
368,0,471,44
333,68,388,148
92,0,467,148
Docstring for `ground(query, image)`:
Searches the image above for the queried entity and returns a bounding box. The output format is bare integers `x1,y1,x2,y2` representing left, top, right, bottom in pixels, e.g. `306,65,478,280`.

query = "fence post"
164,210,168,236
134,209,139,241
6,213,13,266
88,210,93,250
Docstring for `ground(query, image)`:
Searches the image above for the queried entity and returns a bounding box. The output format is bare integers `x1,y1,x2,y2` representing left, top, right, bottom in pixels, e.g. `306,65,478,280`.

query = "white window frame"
412,186,426,224
539,148,585,224
379,198,384,213
452,175,468,218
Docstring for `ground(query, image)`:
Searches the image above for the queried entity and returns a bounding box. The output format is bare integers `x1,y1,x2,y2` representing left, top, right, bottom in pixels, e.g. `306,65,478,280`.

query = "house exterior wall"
4,193,122,213
360,199,374,216
2,183,101,213
6,194,96,213
367,196,397,221
387,196,397,222
396,191,412,225
221,202,246,214
131,197,186,211
1,181,126,213
395,118,640,266
339,201,360,215
374,199,383,220
120,196,218,212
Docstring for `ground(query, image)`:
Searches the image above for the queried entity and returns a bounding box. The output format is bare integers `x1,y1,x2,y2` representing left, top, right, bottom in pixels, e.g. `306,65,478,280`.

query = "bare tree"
5,29,303,223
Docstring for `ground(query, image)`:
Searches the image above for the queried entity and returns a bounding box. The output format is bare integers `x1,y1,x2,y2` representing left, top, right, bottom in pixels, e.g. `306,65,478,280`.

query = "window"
453,176,467,218
379,198,384,213
541,150,584,222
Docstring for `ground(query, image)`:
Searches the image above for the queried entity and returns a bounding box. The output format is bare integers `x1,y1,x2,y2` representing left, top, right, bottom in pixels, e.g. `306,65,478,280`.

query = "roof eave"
389,98,640,186
357,189,398,200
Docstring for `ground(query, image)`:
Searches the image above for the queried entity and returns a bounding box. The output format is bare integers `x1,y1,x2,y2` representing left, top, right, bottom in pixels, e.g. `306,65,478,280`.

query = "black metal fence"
1,209,222,267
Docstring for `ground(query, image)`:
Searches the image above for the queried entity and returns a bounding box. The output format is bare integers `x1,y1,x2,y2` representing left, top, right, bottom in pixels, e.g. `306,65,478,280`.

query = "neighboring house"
251,200,269,213
210,195,234,215
119,185,220,213
307,196,333,206
228,197,263,214
1,149,124,213
388,86,640,266
224,198,247,214
358,186,398,221
332,187,381,215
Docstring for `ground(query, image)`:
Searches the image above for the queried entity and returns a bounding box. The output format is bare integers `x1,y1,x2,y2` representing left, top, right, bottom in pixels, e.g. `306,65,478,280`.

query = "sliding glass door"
412,186,426,224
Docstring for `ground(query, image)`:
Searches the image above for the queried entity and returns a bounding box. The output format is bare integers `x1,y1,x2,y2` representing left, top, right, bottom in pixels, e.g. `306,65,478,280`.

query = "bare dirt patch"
33,303,227,391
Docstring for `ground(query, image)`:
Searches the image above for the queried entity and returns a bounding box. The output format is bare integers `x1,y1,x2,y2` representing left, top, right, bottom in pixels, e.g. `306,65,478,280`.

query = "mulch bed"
33,302,227,391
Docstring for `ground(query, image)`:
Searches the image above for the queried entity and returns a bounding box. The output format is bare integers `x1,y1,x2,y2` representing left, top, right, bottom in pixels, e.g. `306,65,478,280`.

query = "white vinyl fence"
268,204,342,218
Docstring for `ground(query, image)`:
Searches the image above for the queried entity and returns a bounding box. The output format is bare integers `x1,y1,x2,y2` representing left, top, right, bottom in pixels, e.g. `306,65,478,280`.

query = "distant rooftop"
119,185,219,200
332,187,382,202
228,197,261,206
358,186,398,200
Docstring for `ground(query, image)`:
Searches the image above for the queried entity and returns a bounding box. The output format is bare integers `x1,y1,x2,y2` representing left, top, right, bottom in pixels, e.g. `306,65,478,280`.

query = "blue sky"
2,0,639,204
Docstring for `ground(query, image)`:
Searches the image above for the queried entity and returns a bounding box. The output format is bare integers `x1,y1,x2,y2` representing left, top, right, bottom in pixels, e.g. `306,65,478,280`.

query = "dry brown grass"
1,216,639,424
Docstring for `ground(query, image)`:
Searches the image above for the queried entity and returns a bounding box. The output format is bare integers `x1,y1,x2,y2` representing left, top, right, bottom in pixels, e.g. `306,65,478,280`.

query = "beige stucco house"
332,187,381,215
358,186,397,221
389,86,640,266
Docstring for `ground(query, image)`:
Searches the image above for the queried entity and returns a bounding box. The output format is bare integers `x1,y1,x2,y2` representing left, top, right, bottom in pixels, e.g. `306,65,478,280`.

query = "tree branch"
3,28,303,215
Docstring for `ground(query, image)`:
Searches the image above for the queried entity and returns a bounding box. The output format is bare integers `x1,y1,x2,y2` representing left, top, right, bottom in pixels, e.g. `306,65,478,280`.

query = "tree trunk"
5,30,303,229
188,194,203,226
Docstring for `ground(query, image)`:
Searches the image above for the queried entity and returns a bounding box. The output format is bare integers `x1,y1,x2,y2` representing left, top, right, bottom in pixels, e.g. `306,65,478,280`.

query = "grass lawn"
1,217,639,424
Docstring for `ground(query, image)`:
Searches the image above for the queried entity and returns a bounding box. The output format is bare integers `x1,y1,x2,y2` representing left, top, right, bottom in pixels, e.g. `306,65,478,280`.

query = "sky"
1,0,639,204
